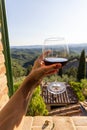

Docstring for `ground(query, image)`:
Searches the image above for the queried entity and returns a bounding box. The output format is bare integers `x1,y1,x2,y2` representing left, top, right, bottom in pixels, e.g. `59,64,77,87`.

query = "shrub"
13,81,22,93
13,77,25,93
69,81,85,101
26,86,48,116
81,79,87,99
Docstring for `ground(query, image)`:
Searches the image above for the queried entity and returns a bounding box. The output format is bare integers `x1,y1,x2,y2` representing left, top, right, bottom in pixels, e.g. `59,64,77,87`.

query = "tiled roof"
41,83,78,105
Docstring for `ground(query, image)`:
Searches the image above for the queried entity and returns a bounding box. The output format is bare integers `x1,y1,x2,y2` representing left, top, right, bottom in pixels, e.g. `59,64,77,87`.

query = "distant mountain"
10,43,87,55
10,43,87,48
10,45,42,49
68,43,87,54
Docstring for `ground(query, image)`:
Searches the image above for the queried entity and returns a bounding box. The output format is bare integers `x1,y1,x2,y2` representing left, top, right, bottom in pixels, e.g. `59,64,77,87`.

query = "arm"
0,52,61,130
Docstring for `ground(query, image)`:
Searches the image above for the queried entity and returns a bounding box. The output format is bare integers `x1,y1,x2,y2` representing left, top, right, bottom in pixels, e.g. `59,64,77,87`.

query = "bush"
13,81,21,93
26,86,48,116
81,79,87,99
69,81,85,101
13,77,25,93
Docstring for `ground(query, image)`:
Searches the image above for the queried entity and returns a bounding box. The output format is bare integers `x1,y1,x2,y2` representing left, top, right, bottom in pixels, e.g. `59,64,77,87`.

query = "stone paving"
22,116,87,130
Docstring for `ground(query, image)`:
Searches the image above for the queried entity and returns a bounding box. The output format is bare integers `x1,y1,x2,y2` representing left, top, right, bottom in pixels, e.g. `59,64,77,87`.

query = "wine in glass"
43,37,69,94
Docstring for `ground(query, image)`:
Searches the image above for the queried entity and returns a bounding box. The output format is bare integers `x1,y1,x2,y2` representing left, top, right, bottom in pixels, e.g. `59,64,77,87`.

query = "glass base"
47,82,66,94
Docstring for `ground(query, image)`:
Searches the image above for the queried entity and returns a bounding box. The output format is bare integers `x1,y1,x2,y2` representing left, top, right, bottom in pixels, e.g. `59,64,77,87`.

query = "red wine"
44,57,68,66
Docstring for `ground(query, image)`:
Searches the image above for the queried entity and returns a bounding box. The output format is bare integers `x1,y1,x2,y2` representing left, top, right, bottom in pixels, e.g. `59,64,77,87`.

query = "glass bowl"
47,82,66,94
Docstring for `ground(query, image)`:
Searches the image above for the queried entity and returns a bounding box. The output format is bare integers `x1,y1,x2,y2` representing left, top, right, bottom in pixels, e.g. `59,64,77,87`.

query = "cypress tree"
77,49,86,81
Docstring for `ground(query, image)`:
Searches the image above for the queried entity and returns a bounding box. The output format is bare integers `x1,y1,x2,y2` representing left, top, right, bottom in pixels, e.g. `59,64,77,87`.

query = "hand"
29,51,62,83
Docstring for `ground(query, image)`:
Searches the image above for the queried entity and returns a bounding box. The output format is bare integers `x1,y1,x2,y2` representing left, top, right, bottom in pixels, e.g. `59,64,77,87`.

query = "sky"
5,0,87,46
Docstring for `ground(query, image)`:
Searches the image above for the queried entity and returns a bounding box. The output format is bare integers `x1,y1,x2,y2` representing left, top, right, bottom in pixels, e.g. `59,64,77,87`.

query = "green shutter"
0,0,13,97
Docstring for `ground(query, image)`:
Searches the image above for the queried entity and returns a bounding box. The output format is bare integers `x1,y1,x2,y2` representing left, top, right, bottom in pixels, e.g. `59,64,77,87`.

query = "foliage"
59,75,76,82
26,65,32,76
81,79,87,98
77,50,86,81
65,67,77,78
27,86,48,116
69,81,85,101
11,59,26,79
43,74,76,83
11,48,42,80
11,48,42,68
13,78,24,93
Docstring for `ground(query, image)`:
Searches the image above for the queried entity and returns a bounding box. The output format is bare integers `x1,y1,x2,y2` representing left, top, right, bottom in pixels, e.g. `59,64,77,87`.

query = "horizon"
10,42,87,47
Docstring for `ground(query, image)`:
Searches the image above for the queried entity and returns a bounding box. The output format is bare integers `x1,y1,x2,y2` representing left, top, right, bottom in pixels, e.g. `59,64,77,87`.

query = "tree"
77,50,86,81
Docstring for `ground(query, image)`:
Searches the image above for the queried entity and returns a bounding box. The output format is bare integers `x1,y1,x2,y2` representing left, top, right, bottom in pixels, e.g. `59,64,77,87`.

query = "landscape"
10,43,87,116
10,43,87,79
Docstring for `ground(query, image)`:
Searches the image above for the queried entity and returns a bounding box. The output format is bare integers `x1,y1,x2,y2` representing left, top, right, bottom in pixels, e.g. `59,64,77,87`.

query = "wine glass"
42,37,69,94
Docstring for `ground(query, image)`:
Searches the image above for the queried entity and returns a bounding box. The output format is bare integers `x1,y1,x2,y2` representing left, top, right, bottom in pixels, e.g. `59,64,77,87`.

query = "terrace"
0,0,87,130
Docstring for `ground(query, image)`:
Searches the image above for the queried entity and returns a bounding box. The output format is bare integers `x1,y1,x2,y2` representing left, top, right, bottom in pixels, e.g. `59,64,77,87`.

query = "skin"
0,51,61,130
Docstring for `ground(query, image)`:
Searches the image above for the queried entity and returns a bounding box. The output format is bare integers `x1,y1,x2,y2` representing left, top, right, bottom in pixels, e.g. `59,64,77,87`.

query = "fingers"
37,63,61,77
33,50,52,69
29,63,62,83
44,63,62,73
46,70,58,75
40,60,44,66
38,50,52,61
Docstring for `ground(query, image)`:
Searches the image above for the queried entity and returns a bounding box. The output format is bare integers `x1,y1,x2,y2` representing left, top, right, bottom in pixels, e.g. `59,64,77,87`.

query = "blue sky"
5,0,87,46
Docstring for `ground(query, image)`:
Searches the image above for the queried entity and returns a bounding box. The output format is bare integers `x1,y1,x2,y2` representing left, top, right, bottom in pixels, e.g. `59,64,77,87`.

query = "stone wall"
0,30,9,110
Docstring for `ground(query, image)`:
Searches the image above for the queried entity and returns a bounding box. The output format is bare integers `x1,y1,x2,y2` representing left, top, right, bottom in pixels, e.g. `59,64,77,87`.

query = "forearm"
20,73,41,99
0,73,40,130
0,51,61,130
